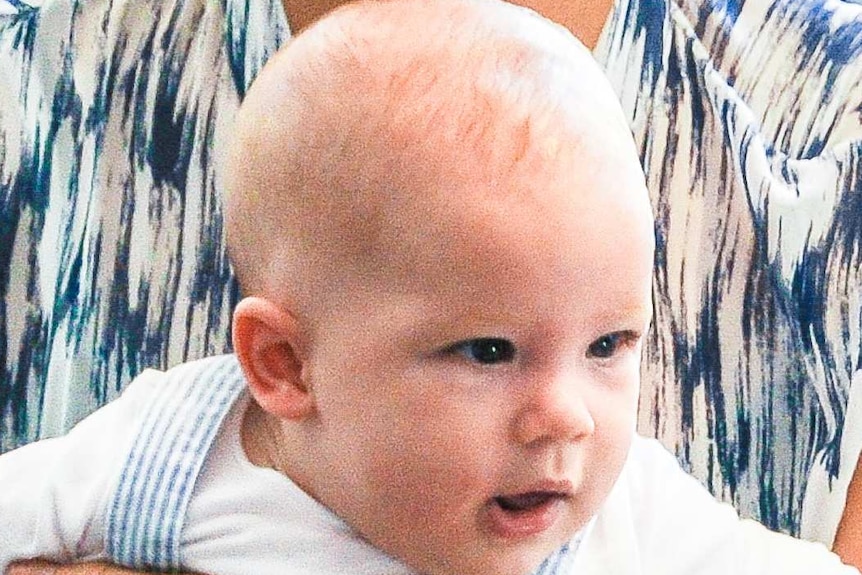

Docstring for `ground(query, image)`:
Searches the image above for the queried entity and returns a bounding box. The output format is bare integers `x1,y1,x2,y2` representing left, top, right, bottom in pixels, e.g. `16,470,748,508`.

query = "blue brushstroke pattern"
599,0,862,537
0,0,288,450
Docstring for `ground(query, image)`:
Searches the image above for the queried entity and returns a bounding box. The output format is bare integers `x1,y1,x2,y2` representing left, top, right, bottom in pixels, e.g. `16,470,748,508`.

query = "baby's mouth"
494,491,561,512
486,490,570,538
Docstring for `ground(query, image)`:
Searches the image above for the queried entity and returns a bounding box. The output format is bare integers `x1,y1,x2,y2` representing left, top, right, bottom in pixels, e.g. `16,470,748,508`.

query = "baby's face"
302,141,654,575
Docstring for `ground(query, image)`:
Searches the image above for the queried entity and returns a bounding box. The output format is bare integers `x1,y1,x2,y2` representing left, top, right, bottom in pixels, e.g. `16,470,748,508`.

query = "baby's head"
225,0,654,573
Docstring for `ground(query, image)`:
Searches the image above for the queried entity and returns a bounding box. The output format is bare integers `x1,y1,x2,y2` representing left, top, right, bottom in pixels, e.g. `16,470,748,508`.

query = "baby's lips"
485,488,570,538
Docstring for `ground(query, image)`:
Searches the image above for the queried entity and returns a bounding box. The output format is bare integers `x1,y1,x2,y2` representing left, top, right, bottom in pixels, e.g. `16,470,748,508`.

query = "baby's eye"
451,338,516,365
587,331,639,359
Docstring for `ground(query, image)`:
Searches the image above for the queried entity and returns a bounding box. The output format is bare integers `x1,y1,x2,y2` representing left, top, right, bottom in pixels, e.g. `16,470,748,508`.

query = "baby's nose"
511,370,596,447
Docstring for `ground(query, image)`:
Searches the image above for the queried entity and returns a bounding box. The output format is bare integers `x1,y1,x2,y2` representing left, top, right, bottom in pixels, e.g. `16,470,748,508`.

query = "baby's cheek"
360,438,487,554
585,388,637,483
600,367,641,435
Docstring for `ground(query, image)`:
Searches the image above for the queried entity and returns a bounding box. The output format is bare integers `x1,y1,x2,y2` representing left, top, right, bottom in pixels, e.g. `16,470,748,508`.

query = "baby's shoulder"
123,354,241,400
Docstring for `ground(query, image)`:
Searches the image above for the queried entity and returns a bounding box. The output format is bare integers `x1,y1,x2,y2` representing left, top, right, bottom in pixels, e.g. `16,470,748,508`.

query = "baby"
0,0,857,574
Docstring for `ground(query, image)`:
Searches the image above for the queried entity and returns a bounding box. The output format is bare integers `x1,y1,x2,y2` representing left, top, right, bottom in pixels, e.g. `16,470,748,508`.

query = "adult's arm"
6,562,150,575
5,562,202,575
835,461,862,567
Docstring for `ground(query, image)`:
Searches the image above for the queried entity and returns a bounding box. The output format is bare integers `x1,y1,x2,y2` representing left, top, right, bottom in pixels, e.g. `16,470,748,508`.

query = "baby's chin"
408,543,568,575
393,514,584,575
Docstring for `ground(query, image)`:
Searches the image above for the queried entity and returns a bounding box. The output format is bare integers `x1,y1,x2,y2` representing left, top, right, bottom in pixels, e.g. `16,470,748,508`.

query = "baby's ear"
232,297,315,420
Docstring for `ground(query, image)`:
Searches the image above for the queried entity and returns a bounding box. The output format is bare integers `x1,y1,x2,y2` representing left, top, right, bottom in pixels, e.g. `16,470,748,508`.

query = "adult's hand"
6,560,200,575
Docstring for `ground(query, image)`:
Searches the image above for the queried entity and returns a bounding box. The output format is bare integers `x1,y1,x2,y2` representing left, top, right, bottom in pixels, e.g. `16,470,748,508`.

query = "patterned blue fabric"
105,355,244,570
2,0,862,544
597,0,862,537
0,0,288,449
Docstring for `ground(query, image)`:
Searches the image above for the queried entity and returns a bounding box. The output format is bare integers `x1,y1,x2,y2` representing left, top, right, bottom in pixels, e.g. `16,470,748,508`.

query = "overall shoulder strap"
104,355,245,571
533,518,593,575
533,535,582,575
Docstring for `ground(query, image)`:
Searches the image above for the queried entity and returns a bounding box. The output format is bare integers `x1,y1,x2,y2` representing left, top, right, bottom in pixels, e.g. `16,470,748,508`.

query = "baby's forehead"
226,0,648,303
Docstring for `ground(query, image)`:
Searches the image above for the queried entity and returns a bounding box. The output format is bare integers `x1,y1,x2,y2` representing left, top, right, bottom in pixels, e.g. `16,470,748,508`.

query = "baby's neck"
241,399,288,473
241,397,328,511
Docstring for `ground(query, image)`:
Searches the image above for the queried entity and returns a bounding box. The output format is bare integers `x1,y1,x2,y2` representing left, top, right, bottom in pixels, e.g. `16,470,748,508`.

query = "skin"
281,0,614,45
235,168,653,574
835,465,862,567
3,563,154,575
227,2,653,573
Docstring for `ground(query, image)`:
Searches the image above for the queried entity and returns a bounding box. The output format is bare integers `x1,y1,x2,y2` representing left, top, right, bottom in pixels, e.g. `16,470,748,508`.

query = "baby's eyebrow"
586,305,653,329
391,309,514,345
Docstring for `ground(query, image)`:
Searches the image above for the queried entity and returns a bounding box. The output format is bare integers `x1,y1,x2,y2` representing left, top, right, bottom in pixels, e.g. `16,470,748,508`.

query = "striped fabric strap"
533,519,591,575
104,355,246,571
534,542,575,574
